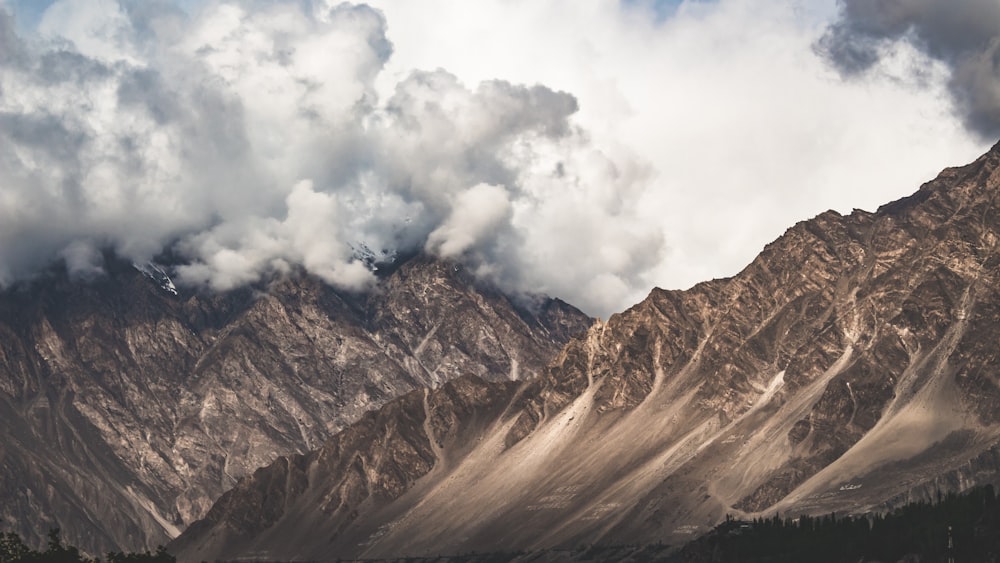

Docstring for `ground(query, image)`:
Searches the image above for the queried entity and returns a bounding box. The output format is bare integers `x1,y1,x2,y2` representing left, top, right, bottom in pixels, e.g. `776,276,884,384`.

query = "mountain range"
171,141,1000,561
0,254,589,555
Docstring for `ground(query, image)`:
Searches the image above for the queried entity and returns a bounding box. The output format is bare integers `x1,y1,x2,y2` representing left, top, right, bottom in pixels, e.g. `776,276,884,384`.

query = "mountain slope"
173,141,1000,561
0,254,590,554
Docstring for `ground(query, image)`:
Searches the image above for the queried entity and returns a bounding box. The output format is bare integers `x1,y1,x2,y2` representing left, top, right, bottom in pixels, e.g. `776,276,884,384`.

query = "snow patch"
350,242,397,272
133,262,178,295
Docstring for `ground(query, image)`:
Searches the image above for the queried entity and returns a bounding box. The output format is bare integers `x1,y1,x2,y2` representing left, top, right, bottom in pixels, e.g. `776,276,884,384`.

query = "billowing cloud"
0,0,668,314
426,183,512,259
0,0,994,316
175,180,375,291
817,0,1000,138
364,0,989,307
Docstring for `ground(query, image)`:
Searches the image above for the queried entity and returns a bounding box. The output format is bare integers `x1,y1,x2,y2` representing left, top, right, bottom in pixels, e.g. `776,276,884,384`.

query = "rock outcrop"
0,254,590,554
173,141,1000,561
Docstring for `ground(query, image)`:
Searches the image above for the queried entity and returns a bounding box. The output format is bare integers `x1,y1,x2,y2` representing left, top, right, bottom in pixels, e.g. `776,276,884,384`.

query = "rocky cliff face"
173,141,1000,562
0,254,590,555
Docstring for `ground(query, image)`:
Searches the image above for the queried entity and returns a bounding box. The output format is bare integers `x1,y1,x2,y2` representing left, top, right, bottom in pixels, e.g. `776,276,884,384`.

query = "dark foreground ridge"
173,141,1000,561
677,485,1000,562
1,528,174,563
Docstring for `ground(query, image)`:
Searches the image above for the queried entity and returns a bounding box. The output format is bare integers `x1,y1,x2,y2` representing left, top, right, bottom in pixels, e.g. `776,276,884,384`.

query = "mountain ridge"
172,140,1000,561
0,253,590,555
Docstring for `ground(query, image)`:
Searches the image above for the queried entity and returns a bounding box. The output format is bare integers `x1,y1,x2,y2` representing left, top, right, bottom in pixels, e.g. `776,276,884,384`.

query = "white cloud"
366,0,991,298
175,180,376,291
427,183,512,259
0,0,994,316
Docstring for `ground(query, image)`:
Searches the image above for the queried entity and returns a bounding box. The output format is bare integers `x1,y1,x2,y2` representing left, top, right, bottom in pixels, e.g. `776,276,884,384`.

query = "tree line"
0,529,174,563
677,485,1000,562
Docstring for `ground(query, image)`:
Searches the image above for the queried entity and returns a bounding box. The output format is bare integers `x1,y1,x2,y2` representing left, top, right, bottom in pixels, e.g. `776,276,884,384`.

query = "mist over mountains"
0,0,662,316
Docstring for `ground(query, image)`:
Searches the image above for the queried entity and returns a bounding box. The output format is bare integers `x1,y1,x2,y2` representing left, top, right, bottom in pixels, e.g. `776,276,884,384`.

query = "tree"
0,529,174,563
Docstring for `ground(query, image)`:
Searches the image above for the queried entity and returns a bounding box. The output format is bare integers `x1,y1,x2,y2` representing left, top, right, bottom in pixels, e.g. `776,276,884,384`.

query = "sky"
0,0,996,317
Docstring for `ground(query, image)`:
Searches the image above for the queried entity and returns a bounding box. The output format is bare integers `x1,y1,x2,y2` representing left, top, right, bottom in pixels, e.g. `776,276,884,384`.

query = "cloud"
817,0,1000,139
0,0,667,314
60,240,105,280
175,180,375,292
426,183,512,259
0,0,994,316
363,0,989,308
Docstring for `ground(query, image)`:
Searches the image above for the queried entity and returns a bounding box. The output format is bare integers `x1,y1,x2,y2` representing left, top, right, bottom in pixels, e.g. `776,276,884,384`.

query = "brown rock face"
0,254,590,554
174,141,1000,562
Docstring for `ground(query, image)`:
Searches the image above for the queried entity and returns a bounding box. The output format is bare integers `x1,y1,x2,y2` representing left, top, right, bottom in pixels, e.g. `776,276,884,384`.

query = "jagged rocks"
0,254,589,555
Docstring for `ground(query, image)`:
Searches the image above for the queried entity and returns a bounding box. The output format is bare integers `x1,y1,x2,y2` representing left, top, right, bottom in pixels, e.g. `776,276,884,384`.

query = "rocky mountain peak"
0,252,590,555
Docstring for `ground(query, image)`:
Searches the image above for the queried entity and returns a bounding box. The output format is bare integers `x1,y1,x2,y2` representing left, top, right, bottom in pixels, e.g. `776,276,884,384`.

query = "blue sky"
8,0,55,28
623,0,686,20
7,0,203,28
